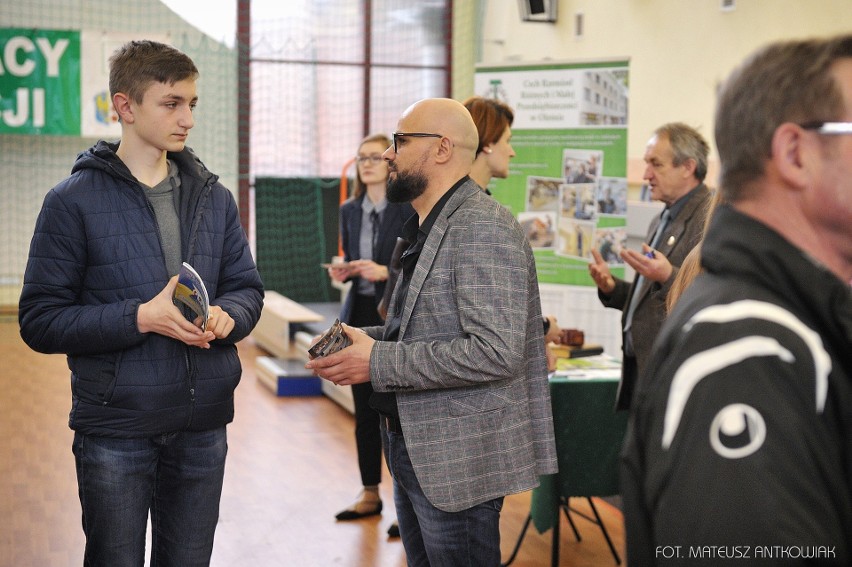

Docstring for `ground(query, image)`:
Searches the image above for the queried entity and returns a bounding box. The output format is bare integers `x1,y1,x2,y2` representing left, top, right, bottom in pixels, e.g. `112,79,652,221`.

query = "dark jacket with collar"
19,141,264,437
621,204,852,563
600,183,713,410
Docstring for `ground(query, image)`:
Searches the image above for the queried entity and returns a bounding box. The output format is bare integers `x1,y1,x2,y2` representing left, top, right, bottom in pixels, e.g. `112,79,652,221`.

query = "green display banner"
474,60,630,287
0,29,81,135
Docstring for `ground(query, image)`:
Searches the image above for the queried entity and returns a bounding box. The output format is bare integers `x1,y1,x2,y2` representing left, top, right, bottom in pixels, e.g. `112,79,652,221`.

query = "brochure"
174,262,210,331
307,318,352,359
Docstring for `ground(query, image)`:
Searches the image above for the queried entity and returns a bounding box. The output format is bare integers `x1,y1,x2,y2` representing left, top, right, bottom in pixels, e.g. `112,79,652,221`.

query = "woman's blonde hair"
666,188,724,313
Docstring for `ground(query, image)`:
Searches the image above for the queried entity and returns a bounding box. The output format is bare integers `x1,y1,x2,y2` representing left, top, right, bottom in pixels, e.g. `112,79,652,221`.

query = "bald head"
385,98,480,215
398,98,479,167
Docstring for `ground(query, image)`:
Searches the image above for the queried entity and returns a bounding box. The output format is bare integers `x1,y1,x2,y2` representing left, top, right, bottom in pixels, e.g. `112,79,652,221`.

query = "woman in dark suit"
327,133,413,533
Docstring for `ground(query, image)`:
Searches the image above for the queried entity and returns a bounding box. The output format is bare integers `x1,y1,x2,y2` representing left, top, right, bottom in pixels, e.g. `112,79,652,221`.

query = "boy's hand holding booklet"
174,262,210,331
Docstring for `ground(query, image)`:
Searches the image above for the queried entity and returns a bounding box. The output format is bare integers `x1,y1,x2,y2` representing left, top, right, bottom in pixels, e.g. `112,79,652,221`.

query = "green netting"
255,177,341,303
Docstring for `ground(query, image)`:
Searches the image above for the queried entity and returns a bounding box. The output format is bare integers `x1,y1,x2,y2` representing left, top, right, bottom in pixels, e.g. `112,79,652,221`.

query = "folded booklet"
307,318,352,359
174,262,210,331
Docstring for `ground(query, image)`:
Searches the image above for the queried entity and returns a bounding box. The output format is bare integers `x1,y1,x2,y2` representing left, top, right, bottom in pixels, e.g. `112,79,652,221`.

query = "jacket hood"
72,140,217,188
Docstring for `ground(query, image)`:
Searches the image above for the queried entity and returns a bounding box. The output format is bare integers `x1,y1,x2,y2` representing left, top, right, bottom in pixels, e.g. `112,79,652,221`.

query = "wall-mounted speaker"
529,0,546,13
518,0,558,23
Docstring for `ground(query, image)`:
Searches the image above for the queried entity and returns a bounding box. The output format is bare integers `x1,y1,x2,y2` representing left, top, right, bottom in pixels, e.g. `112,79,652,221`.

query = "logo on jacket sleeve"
661,300,831,455
709,403,766,459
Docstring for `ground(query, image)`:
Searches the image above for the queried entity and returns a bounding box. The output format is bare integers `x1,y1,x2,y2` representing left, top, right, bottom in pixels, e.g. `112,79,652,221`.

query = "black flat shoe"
387,521,400,538
335,499,383,521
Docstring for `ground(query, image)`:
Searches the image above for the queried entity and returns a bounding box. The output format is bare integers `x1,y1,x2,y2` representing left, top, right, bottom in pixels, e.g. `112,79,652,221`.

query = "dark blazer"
600,183,713,410
364,179,558,512
338,194,413,323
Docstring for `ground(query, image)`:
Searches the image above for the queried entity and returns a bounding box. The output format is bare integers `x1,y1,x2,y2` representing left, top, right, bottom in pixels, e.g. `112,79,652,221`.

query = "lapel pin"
667,235,676,246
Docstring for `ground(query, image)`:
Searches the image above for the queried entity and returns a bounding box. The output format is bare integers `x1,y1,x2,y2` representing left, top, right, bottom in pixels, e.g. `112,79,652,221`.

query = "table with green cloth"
531,369,628,534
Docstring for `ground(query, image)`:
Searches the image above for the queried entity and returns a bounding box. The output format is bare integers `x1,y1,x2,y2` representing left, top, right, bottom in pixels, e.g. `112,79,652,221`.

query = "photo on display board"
556,218,596,260
595,177,628,216
559,182,597,221
594,226,627,265
562,149,603,185
525,176,562,212
518,211,557,249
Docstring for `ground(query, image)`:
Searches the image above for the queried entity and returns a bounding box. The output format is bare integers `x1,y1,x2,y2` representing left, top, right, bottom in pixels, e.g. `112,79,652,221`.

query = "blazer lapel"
656,184,709,258
349,195,364,260
398,180,478,337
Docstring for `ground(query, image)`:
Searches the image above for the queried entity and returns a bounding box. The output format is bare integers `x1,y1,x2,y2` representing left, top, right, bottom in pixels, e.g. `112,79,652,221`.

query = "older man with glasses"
307,98,557,566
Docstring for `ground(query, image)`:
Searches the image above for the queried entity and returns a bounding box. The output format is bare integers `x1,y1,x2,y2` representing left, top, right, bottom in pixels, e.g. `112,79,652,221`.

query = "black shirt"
369,177,468,418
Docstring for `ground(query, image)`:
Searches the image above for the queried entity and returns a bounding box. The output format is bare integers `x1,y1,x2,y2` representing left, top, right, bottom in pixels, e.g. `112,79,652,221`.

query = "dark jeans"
72,428,228,567
350,293,384,486
383,427,504,566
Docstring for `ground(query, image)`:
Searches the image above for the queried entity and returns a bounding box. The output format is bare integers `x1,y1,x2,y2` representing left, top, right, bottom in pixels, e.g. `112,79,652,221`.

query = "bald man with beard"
307,98,557,566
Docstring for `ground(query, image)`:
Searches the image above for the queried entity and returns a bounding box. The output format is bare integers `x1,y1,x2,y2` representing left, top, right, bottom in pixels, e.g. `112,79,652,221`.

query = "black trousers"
349,293,385,486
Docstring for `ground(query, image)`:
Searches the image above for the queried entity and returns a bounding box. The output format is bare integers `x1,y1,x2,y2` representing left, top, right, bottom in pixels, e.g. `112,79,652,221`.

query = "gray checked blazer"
365,178,558,513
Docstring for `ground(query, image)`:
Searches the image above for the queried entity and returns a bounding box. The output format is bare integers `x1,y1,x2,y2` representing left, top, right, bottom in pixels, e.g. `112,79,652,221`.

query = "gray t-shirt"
145,160,182,277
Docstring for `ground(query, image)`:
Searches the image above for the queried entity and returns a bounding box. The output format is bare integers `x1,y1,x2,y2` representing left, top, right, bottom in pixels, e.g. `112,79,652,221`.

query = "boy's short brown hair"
109,40,199,104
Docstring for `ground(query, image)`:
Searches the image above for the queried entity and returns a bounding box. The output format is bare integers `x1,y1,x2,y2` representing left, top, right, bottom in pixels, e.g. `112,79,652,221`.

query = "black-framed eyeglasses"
799,121,852,135
392,132,444,153
355,155,384,165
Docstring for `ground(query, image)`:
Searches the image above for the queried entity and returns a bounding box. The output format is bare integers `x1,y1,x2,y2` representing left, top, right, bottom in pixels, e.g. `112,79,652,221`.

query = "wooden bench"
251,290,324,359
251,293,354,412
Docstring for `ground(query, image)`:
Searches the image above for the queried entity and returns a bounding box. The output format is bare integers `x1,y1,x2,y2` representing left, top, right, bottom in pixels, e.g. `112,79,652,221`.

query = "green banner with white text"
0,28,80,135
475,60,629,287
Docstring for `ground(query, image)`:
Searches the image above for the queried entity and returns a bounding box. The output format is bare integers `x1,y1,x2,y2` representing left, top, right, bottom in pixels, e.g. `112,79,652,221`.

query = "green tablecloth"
531,375,628,533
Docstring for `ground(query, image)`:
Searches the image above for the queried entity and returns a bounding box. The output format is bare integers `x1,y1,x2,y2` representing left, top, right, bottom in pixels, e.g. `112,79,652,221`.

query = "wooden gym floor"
0,319,625,566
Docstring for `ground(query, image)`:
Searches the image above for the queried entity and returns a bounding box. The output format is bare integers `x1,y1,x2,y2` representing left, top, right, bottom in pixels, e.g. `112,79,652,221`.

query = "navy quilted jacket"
19,141,264,437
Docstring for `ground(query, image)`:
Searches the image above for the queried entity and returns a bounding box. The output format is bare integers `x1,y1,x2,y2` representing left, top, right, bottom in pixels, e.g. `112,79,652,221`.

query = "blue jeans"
383,427,504,567
72,428,228,567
